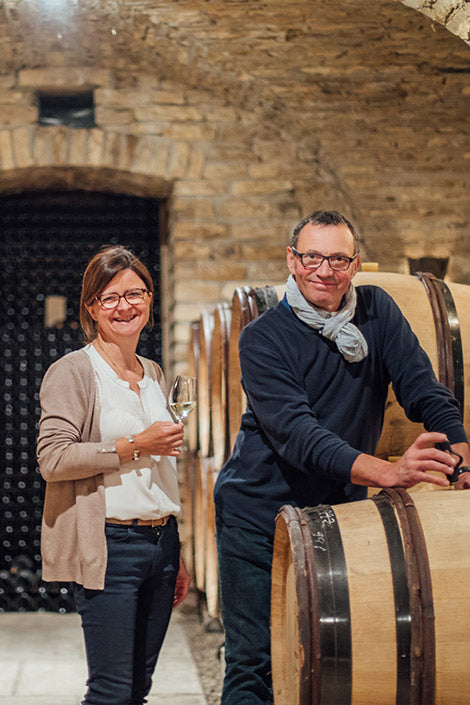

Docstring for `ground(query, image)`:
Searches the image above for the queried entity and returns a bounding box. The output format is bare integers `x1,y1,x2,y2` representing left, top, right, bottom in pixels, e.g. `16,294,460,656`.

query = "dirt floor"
179,589,225,705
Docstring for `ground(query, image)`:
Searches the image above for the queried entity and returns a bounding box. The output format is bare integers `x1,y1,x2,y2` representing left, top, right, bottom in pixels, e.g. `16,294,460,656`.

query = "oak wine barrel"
204,460,220,619
193,452,208,593
271,488,470,705
354,271,469,457
198,309,215,458
225,273,470,457
227,285,283,450
228,287,259,450
186,320,200,453
180,451,196,576
210,302,232,469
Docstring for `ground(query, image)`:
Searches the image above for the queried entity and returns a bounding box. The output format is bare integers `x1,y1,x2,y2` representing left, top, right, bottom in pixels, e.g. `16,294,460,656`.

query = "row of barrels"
187,271,470,469
182,271,470,703
181,283,284,617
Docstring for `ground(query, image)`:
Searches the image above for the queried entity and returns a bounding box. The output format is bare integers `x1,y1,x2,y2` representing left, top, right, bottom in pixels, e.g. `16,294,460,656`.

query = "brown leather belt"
106,516,170,527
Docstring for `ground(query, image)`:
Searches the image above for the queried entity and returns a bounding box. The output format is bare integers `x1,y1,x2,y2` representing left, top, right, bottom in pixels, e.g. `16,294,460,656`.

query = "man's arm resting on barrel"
350,432,470,489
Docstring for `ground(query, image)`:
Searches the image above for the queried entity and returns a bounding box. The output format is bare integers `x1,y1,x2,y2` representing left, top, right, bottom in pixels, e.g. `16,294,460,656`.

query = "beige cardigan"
37,348,167,590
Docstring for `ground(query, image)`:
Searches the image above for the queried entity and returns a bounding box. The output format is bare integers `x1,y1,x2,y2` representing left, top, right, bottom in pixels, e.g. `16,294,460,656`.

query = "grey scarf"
285,274,368,363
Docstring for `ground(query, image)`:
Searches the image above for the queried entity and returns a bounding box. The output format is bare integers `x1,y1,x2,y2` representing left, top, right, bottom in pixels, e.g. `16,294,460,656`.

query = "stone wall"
400,0,470,44
0,0,468,373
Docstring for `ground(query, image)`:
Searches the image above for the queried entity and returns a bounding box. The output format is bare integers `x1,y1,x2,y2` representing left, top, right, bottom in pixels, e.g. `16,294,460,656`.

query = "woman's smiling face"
86,268,152,342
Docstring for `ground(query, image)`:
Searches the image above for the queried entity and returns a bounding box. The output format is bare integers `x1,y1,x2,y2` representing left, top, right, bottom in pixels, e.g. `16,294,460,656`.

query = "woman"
37,245,191,705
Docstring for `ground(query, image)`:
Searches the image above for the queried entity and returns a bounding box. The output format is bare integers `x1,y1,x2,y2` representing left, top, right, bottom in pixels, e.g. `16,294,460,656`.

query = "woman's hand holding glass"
116,421,184,463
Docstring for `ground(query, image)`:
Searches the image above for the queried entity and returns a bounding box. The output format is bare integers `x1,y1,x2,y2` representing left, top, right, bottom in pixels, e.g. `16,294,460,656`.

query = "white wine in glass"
169,375,197,423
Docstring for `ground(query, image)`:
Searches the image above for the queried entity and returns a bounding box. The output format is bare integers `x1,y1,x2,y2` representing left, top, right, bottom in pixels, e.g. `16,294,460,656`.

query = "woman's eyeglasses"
95,288,150,309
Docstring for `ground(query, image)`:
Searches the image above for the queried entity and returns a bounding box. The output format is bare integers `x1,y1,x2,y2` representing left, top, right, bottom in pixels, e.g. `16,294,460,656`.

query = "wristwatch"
128,436,140,461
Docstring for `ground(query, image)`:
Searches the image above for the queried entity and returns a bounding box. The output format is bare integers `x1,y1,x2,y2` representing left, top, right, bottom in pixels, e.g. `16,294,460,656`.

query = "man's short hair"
290,210,360,251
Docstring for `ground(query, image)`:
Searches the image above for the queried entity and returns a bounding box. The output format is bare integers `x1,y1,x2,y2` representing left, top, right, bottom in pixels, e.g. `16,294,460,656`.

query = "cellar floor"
0,605,207,705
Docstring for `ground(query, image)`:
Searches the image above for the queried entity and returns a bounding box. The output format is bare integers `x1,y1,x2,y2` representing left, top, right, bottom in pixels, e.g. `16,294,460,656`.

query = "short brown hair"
290,210,360,251
80,245,154,343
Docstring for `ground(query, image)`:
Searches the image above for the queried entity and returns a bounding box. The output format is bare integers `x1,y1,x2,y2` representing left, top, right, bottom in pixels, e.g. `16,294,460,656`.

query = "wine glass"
168,375,198,423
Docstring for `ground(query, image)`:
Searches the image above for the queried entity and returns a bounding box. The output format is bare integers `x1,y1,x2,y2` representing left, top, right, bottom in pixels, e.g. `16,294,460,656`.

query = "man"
213,209,470,705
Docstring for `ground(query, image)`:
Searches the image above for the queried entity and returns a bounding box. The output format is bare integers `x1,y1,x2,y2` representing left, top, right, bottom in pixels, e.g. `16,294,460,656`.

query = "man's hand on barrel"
351,432,469,489
390,432,461,488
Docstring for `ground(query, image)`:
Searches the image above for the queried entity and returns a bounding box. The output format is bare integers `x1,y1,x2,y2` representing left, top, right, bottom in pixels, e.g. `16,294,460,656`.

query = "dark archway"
0,189,162,612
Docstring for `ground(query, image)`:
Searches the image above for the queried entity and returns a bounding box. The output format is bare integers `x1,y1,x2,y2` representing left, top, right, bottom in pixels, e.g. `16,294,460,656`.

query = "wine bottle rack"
0,190,161,612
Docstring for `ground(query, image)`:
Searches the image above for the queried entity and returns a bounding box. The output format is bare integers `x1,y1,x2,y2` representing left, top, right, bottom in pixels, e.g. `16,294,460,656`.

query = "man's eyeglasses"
95,288,150,309
291,247,357,272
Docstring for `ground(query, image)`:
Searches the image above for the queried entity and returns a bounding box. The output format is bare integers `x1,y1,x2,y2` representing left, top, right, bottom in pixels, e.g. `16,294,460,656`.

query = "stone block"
248,162,280,178
203,162,247,180
135,105,202,122
125,122,166,137
173,180,227,197
186,146,205,179
95,106,134,127
247,261,289,281
0,104,37,127
231,222,289,242
204,105,240,122
0,90,33,105
173,325,198,352
217,197,272,217
173,302,211,325
0,129,14,170
174,260,247,282
68,129,88,166
0,75,15,89
167,142,190,179
231,179,293,195
50,127,68,164
132,135,160,175
239,244,285,261
174,281,221,302
13,126,33,167
95,88,152,107
163,124,216,142
33,127,52,166
118,134,139,171
18,67,111,89
173,240,212,259
88,128,105,166
102,131,122,168
150,90,186,105
171,197,215,219
172,221,228,240
134,136,170,176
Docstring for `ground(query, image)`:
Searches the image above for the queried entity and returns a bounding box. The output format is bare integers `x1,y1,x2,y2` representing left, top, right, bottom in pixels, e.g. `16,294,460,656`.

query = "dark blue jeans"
73,517,180,705
216,515,274,705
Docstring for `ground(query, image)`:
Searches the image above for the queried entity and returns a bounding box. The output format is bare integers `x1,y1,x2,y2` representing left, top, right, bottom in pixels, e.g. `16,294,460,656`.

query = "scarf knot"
285,274,368,363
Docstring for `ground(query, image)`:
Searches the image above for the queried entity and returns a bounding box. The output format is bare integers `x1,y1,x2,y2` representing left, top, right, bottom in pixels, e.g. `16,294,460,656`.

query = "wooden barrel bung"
271,488,470,705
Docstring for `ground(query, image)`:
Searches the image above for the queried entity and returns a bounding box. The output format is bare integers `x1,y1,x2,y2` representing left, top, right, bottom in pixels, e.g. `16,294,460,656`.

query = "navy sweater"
213,285,467,537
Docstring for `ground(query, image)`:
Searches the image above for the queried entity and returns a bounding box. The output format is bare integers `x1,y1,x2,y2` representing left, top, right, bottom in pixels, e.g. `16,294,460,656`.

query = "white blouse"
86,344,181,520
